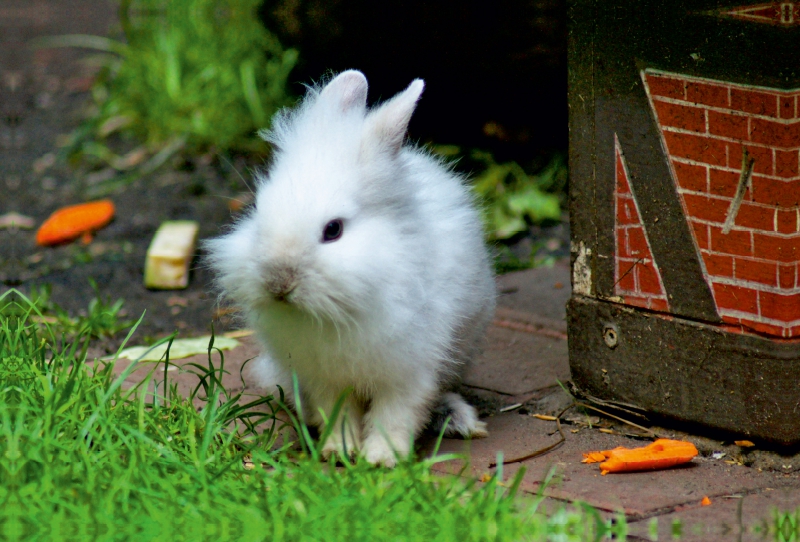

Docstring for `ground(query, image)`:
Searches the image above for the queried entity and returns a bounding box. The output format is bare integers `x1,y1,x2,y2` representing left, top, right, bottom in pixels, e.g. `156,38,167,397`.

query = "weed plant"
0,288,623,541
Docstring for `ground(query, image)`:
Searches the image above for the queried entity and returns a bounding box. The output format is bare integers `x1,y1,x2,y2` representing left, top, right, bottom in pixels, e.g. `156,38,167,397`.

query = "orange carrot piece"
36,200,115,246
581,451,608,464
701,496,711,506
591,439,698,475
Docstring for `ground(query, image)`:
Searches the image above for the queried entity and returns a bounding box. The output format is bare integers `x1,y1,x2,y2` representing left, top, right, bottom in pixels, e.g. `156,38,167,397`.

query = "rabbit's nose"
273,284,296,302
265,267,298,301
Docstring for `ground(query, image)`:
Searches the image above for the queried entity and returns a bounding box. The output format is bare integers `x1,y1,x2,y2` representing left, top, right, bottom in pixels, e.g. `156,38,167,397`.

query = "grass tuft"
37,0,297,192
0,287,623,540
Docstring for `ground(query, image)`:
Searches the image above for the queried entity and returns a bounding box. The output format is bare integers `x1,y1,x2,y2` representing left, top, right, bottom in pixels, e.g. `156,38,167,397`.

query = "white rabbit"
205,70,495,466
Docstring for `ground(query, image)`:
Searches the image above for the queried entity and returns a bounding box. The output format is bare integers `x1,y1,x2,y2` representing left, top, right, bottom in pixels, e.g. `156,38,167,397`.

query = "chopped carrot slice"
701,496,711,506
581,451,608,464
36,200,115,246
583,439,698,475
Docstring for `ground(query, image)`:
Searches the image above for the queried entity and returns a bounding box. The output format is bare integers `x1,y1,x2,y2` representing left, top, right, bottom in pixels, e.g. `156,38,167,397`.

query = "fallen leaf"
33,153,57,174
113,147,148,170
98,115,134,137
223,329,253,339
562,414,600,425
113,336,240,361
228,192,254,213
0,212,35,230
734,440,755,448
213,306,240,319
532,414,557,421
167,296,189,307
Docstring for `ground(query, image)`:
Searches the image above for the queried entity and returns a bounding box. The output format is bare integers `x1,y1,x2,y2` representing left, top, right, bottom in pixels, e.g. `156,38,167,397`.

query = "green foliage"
432,146,566,241
18,281,132,341
45,0,297,180
471,150,565,241
0,288,624,540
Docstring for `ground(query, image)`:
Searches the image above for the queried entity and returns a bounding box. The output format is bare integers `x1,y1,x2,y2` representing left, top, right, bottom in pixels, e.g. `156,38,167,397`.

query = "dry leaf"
113,336,239,361
0,212,35,229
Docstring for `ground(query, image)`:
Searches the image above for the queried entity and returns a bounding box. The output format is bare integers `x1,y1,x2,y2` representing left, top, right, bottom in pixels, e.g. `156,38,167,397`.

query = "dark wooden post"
568,0,800,444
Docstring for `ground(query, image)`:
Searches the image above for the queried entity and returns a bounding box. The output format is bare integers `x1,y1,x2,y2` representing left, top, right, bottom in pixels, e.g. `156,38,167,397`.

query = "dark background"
262,0,567,164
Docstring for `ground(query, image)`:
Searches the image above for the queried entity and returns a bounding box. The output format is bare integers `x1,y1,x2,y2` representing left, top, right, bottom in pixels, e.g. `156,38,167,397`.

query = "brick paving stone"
461,264,571,396
626,486,800,541
464,325,569,395
422,411,796,518
496,261,571,322
94,263,800,532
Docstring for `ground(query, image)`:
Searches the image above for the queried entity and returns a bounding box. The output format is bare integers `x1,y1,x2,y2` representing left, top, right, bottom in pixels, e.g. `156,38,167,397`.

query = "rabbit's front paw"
362,433,410,468
320,423,361,460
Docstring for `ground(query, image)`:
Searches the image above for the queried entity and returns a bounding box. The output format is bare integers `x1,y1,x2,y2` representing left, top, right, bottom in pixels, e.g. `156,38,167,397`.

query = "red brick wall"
643,69,800,337
614,137,670,312
719,2,800,27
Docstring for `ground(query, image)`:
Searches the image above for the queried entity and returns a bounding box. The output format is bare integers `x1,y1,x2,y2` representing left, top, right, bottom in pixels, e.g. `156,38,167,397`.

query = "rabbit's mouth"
263,265,300,303
269,282,298,305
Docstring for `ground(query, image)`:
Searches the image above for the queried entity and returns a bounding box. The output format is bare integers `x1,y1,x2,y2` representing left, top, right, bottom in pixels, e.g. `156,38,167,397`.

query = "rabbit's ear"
366,79,424,155
320,70,368,113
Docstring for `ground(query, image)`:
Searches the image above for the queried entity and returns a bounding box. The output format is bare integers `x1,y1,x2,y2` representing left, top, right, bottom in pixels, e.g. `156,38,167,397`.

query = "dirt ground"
1,0,568,348
1,0,244,342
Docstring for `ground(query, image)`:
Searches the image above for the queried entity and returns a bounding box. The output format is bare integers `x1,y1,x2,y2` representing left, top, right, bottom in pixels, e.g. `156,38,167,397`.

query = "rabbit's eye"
322,219,343,243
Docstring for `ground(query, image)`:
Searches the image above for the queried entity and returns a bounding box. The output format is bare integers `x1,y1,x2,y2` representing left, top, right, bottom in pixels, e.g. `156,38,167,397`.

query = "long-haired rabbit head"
209,71,426,325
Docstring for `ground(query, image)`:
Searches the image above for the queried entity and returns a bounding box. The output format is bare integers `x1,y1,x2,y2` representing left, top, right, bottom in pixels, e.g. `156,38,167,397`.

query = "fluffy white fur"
205,70,495,466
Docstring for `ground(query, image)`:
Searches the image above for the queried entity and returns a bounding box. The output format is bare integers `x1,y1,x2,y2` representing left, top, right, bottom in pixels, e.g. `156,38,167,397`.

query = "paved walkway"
109,261,800,541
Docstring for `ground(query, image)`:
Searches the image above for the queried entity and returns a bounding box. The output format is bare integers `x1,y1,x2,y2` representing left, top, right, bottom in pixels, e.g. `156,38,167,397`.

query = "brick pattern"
614,138,670,312
719,2,800,27
644,69,800,338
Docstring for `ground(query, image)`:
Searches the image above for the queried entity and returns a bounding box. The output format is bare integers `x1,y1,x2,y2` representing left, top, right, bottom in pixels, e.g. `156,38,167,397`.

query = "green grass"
0,288,625,541
39,0,297,193
25,280,133,340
